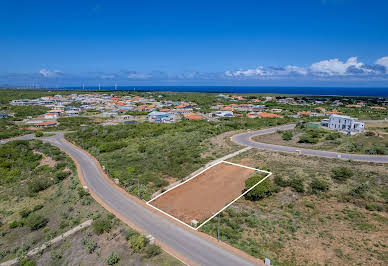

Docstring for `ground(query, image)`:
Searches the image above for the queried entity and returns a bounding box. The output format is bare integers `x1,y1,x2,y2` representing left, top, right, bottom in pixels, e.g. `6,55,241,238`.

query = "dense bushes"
0,140,42,184
25,214,48,230
244,175,277,201
81,238,98,254
125,227,162,258
66,117,294,198
310,178,330,194
281,130,293,141
331,167,354,181
298,128,327,144
0,140,74,198
92,218,112,235
274,176,305,193
145,244,162,258
129,235,147,252
106,252,120,265
28,177,52,194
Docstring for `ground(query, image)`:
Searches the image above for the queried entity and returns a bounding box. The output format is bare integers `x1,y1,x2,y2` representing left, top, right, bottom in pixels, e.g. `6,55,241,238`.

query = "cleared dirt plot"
149,162,257,225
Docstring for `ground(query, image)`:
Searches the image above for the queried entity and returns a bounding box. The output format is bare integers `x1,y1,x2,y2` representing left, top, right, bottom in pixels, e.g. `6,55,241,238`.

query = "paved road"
232,124,388,164
0,134,35,144
36,133,256,266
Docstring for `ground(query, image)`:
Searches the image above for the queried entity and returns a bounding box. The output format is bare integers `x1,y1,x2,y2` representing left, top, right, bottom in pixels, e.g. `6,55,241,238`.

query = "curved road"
2,124,387,265
37,133,257,266
232,124,388,164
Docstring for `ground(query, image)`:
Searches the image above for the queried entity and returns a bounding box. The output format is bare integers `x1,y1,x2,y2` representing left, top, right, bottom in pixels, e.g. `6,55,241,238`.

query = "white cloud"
39,69,63,78
225,65,307,78
100,74,116,79
284,65,308,75
127,72,152,79
309,57,365,75
376,56,388,73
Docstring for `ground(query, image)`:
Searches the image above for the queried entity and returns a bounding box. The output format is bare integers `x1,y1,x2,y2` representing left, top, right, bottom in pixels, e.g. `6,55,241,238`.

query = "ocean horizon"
61,86,388,97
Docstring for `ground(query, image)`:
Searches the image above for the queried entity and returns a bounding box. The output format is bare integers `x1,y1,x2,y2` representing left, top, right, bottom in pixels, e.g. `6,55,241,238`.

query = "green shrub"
125,228,139,240
20,209,32,218
331,167,354,181
34,131,43,137
310,178,330,194
55,162,67,170
289,177,305,193
365,144,387,155
144,244,161,258
325,132,341,140
244,175,276,201
20,258,36,266
92,219,111,235
281,130,293,141
274,176,289,187
77,187,89,198
298,135,320,144
106,252,120,265
349,183,369,198
9,220,24,229
54,171,71,182
32,204,44,212
0,249,9,259
129,235,147,253
25,214,48,231
81,238,98,254
28,177,52,194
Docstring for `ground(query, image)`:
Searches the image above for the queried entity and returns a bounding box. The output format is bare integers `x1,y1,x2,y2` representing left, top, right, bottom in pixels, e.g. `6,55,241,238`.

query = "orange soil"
150,162,256,224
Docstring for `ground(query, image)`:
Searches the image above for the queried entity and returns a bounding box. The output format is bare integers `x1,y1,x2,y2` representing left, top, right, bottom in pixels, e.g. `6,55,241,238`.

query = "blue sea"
64,86,388,97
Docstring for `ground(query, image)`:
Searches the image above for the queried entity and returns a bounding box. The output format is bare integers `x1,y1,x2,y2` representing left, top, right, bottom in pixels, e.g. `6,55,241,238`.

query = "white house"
213,111,234,118
321,114,364,133
44,113,58,119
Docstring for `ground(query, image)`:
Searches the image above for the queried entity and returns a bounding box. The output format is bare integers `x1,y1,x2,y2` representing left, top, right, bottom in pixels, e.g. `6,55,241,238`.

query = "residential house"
321,114,364,133
258,112,281,118
44,113,58,119
147,111,175,123
65,110,80,117
213,111,234,118
35,121,57,128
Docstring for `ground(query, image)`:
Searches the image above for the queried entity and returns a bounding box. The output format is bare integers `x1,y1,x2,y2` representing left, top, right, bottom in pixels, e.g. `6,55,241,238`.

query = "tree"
244,175,275,201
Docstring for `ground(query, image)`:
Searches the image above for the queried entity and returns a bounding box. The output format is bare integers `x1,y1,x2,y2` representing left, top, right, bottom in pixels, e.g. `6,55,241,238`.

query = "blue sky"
1,0,388,87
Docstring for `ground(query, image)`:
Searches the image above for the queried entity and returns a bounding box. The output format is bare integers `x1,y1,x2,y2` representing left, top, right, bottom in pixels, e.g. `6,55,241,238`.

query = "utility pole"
217,213,220,241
